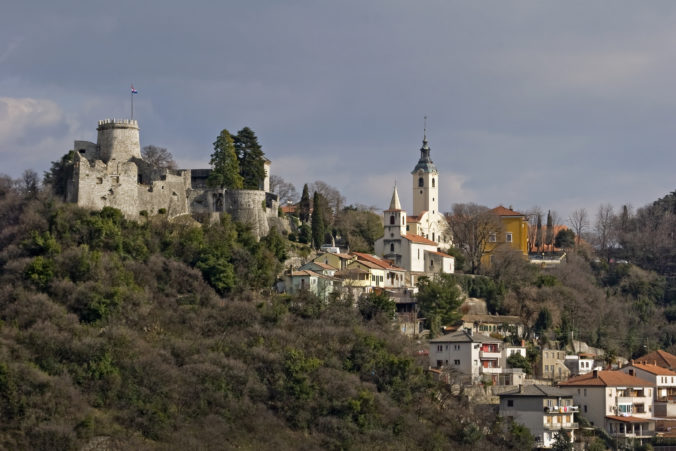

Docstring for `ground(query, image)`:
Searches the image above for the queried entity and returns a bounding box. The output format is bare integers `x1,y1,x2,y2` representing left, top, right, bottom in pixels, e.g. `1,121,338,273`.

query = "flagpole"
131,88,134,120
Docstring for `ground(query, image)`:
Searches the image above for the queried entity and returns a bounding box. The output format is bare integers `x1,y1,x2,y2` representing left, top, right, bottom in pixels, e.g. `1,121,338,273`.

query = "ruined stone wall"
137,173,190,218
71,153,140,218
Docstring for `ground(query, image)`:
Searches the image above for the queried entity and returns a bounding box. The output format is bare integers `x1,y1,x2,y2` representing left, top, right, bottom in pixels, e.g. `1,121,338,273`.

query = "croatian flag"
131,85,138,94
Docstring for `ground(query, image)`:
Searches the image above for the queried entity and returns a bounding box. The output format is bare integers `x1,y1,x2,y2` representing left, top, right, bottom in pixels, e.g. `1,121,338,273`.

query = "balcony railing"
480,351,501,359
544,422,579,431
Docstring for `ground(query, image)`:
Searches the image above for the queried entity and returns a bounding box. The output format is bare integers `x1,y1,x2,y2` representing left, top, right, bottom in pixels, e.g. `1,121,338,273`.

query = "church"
374,133,454,276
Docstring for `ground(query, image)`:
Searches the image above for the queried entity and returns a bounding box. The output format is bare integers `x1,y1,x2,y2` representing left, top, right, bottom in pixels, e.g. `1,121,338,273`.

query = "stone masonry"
66,119,279,238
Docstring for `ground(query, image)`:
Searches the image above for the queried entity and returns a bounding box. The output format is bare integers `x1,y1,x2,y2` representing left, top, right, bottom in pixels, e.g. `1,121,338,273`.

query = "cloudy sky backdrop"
1,1,675,221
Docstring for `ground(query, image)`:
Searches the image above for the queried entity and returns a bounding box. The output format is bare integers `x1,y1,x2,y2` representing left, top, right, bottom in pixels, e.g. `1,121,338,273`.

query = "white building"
558,370,655,442
499,385,578,448
375,133,454,276
429,330,524,385
620,362,676,417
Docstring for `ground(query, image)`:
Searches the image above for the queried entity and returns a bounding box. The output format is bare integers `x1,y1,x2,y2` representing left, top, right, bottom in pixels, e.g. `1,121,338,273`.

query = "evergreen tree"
207,129,243,189
234,127,266,190
535,213,543,252
299,184,311,222
311,191,325,249
43,150,75,198
545,210,554,250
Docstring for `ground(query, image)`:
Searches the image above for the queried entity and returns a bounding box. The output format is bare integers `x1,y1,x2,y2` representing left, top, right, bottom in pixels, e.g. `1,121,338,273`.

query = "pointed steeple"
389,185,402,210
411,119,437,174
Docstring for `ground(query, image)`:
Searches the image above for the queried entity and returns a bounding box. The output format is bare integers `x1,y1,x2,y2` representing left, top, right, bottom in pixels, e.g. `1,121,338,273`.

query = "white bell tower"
411,130,439,216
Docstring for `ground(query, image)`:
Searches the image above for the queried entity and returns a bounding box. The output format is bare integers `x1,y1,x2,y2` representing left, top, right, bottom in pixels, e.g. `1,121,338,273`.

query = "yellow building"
482,206,529,266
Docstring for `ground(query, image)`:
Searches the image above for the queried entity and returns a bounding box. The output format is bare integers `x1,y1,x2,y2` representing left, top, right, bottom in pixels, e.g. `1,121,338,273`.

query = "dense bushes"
0,185,523,449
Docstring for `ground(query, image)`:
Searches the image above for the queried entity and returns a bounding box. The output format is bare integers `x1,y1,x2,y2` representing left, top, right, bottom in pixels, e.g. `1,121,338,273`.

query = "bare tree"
18,169,40,198
446,203,502,274
594,203,615,259
568,208,589,249
309,180,345,219
525,206,543,252
269,175,299,204
142,145,177,170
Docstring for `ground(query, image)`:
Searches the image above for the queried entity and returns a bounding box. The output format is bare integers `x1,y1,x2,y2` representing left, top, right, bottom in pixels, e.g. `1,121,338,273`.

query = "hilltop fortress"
65,119,279,238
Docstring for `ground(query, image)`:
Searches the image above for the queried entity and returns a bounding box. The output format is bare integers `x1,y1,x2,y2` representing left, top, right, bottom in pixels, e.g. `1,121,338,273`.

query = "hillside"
0,182,529,450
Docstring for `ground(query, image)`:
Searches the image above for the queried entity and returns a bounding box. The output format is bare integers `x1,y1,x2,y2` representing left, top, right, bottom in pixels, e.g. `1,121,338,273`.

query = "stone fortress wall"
66,119,278,238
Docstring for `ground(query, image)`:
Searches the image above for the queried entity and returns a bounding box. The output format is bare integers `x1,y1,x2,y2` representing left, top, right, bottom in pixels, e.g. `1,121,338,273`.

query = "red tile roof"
406,216,421,223
627,363,676,376
426,250,454,259
349,260,383,270
635,350,676,369
606,415,654,423
491,205,525,217
559,370,654,387
402,233,438,245
352,252,405,271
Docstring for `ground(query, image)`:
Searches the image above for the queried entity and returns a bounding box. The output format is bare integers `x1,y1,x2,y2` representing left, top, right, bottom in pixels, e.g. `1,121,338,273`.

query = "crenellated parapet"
97,118,141,162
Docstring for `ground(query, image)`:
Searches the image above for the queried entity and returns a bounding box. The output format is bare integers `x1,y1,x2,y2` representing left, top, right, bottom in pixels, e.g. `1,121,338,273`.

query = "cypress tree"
208,129,243,189
535,213,543,253
299,184,311,222
234,127,266,190
545,210,554,250
311,191,325,249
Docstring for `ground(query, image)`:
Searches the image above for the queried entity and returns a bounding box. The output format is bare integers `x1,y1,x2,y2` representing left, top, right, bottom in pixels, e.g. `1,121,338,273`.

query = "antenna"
423,115,427,139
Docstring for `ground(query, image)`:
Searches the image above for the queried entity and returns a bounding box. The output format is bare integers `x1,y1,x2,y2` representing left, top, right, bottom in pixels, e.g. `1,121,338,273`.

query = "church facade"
374,134,454,276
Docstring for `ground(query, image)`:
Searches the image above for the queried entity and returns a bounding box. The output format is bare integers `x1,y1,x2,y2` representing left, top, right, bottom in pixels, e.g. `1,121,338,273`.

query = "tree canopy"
234,127,266,190
208,129,243,189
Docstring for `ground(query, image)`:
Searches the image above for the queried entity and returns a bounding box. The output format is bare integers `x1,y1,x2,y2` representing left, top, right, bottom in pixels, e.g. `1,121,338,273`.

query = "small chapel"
374,133,454,275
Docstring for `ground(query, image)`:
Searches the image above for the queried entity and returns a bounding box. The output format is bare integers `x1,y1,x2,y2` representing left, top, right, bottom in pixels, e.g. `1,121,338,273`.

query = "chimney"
593,369,598,378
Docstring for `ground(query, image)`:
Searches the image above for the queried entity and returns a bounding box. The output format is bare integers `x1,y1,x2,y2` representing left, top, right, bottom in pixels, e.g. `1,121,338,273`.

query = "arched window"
390,243,395,252
390,215,395,225
418,177,424,187
432,232,435,242
432,178,435,187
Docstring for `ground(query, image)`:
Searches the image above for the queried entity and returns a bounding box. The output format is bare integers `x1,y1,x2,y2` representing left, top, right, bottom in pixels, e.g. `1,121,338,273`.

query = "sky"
1,1,675,222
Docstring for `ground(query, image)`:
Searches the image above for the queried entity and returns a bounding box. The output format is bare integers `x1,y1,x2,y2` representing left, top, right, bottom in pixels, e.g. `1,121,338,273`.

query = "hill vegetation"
0,178,531,450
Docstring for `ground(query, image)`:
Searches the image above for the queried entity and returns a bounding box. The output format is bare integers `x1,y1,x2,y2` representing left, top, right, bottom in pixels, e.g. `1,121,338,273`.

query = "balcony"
480,351,501,359
544,421,578,431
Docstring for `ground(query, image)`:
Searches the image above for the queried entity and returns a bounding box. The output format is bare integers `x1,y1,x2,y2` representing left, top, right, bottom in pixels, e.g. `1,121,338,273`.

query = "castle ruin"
66,119,279,238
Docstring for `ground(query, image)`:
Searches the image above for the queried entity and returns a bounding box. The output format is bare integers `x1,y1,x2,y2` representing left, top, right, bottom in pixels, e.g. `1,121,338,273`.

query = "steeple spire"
389,184,402,210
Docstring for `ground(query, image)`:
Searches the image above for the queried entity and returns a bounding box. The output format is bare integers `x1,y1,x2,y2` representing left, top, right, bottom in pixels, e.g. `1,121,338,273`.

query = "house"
312,252,355,271
564,353,598,376
284,270,336,301
481,206,529,267
619,362,676,417
352,252,407,289
539,349,571,382
461,314,524,339
298,261,337,277
388,289,424,337
499,385,578,449
429,330,524,385
558,370,655,442
635,349,676,371
374,133,454,274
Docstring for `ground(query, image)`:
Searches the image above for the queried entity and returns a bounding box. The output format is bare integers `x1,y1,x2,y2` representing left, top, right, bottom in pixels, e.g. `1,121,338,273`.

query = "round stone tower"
96,119,141,162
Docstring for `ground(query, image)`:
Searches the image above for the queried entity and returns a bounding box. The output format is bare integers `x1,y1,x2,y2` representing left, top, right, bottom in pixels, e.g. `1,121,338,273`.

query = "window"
584,405,587,413
454,360,460,365
619,404,631,414
454,345,460,350
390,215,395,225
418,177,424,187
583,388,587,396
390,243,394,252
432,178,435,187
489,233,496,242
506,232,513,243
507,400,514,407
437,345,443,352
